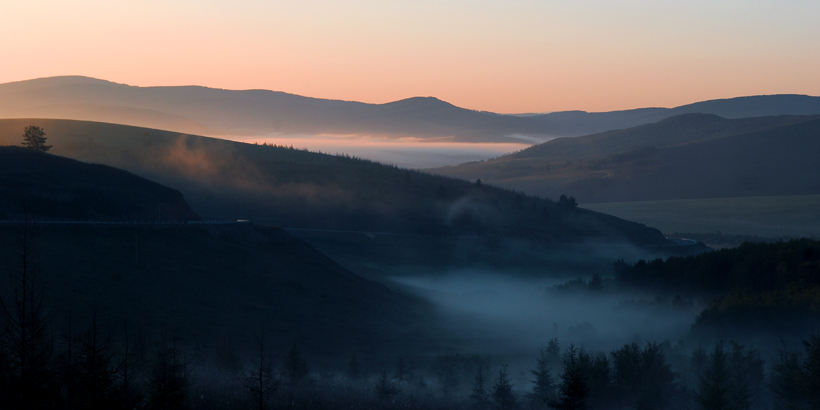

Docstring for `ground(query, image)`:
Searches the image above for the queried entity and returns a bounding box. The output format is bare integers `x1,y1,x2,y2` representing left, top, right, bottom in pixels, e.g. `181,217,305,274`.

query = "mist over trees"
0,220,818,410
2,119,819,410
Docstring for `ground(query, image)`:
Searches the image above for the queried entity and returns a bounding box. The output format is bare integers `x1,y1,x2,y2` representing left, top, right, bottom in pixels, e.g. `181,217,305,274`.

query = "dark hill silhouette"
507,114,811,162
431,114,820,202
6,76,818,143
0,119,667,246
530,94,820,136
0,146,435,357
0,76,558,142
0,146,199,221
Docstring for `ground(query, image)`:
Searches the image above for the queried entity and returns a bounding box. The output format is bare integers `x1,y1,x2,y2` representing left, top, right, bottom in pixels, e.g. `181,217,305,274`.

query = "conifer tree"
696,342,730,410
771,350,802,410
147,337,187,410
0,218,57,409
243,335,278,410
577,348,612,409
470,365,490,409
73,310,117,409
801,334,820,409
728,342,763,410
550,346,588,410
21,126,52,152
282,341,309,386
491,364,517,410
374,366,399,401
527,347,556,408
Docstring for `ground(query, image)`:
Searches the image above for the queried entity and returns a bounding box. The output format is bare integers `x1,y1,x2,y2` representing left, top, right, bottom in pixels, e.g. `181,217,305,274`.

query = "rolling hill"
0,118,669,246
529,94,820,136
0,146,199,221
431,114,820,203
0,148,436,359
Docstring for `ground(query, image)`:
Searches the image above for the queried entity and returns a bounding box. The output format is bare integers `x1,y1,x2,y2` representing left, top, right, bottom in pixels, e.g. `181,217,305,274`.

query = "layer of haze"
392,272,699,355
234,134,529,168
2,0,819,113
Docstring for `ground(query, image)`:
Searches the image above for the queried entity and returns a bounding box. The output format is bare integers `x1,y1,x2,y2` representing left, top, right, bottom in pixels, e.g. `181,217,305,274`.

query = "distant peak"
381,96,461,109
1,75,119,87
389,96,448,104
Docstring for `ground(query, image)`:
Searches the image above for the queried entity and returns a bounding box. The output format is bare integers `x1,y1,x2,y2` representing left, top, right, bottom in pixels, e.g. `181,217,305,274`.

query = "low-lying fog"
227,134,532,168
392,272,700,356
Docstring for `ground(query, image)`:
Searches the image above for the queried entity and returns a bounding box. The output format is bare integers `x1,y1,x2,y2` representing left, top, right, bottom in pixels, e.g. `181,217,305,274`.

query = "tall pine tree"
696,342,730,410
550,345,588,410
470,365,490,409
527,347,556,408
491,364,517,410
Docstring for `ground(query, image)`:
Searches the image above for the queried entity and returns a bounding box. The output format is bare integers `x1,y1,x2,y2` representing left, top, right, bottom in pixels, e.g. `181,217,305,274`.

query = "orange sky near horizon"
2,0,819,113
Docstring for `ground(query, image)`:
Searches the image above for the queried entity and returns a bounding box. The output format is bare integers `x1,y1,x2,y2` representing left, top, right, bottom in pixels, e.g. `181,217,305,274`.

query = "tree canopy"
21,126,52,152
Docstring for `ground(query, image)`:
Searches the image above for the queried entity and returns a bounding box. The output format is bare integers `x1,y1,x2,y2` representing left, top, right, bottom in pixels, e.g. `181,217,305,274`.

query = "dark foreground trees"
551,346,588,410
772,334,820,410
470,365,490,408
242,335,278,410
694,342,766,410
611,342,676,410
491,364,517,410
0,220,56,409
527,347,556,408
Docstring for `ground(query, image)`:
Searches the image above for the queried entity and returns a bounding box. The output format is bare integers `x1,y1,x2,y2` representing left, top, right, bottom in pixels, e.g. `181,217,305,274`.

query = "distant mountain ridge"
2,76,819,143
0,76,558,142
530,95,820,136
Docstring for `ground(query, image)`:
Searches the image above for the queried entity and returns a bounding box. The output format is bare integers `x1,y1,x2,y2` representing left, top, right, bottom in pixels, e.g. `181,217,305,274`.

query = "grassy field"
583,195,820,238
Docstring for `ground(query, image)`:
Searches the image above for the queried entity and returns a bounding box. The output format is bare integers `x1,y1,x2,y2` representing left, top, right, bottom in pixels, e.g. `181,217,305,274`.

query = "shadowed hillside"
0,146,199,221
0,222,435,359
0,119,668,246
0,149,437,358
432,114,820,203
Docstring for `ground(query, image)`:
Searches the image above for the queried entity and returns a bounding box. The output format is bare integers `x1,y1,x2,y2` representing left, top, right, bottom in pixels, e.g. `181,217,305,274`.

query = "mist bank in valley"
392,271,699,355
232,134,528,169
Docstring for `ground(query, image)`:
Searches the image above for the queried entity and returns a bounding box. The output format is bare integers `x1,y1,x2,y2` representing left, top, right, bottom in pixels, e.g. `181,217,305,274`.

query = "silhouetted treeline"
614,239,820,339
615,239,820,293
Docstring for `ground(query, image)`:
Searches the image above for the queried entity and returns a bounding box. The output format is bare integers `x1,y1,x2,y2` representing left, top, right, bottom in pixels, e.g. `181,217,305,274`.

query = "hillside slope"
0,119,668,245
0,223,434,359
0,146,199,221
432,114,820,202
0,148,436,358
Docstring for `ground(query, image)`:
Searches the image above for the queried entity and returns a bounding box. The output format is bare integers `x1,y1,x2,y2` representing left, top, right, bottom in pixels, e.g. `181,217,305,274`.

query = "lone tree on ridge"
21,126,52,152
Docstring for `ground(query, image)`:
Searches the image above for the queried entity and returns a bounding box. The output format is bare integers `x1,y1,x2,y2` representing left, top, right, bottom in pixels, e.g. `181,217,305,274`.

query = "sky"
2,0,819,113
